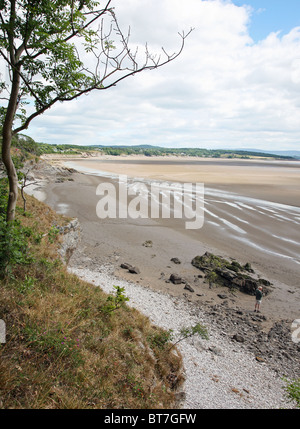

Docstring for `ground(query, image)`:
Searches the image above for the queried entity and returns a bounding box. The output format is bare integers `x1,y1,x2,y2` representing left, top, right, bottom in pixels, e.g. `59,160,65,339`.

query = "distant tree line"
1,134,294,161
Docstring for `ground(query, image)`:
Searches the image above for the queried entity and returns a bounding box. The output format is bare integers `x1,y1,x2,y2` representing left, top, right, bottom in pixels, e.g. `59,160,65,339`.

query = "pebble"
68,264,297,409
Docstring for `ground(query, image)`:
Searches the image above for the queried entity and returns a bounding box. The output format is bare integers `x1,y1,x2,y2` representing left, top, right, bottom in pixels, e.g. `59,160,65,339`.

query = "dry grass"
0,193,184,409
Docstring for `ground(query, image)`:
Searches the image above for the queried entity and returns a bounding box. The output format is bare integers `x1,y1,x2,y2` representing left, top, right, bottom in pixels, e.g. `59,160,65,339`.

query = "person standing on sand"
254,286,263,312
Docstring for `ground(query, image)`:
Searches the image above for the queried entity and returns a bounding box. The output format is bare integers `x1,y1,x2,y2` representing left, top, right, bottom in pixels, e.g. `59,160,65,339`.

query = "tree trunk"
2,135,18,222
2,68,21,222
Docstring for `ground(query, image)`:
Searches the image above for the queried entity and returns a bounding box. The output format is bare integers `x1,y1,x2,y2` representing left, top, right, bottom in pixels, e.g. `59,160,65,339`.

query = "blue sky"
3,0,300,151
233,0,300,42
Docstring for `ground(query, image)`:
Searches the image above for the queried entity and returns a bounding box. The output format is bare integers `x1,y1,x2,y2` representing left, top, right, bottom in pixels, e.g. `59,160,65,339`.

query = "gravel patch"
68,264,296,409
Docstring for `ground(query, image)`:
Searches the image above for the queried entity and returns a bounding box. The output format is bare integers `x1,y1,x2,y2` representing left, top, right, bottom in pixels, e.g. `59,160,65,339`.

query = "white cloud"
21,0,300,151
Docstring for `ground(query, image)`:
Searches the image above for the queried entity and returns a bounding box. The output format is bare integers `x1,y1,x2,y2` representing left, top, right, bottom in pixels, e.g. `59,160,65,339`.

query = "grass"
0,192,184,409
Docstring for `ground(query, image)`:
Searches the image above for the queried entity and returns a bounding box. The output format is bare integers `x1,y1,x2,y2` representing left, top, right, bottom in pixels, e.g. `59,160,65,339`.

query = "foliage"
0,192,184,408
102,285,129,313
0,176,8,214
0,1,189,135
148,329,174,350
30,140,294,160
3,131,292,160
148,322,209,352
0,1,190,222
206,271,219,288
0,179,32,277
169,323,209,351
0,217,33,277
23,322,83,366
15,274,36,294
284,378,300,408
11,134,44,157
47,225,60,244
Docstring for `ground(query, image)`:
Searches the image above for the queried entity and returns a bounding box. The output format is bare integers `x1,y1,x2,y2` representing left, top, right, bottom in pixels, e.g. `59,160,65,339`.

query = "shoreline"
24,156,300,407
32,155,300,324
69,264,297,409
43,153,300,207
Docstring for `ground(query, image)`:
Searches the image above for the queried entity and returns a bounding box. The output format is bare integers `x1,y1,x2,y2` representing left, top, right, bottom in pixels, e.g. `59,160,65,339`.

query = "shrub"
102,286,129,313
284,378,300,408
148,329,174,350
0,217,33,277
0,178,32,277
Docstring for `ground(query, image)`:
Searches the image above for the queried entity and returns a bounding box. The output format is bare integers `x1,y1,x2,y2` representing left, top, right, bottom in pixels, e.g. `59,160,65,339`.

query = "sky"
9,0,300,150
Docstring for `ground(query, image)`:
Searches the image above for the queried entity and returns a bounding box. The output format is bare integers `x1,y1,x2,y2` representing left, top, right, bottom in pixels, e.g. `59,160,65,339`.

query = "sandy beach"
64,156,300,206
20,154,299,409
38,155,300,326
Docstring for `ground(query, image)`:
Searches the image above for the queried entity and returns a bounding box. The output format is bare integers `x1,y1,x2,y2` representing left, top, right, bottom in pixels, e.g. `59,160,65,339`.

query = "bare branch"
12,24,193,136
1,1,192,222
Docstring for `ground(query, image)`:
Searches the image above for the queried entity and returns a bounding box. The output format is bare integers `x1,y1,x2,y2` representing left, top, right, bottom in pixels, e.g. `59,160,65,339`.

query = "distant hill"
235,148,300,160
8,134,297,160
270,151,300,159
270,151,300,160
83,144,299,159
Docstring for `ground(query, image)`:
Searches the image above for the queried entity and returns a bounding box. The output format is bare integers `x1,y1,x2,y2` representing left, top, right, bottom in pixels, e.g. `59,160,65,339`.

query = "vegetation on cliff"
0,175,184,408
0,141,298,409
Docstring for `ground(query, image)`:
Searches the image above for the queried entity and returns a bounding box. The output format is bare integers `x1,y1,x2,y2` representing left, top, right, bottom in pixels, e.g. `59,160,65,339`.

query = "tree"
0,0,192,221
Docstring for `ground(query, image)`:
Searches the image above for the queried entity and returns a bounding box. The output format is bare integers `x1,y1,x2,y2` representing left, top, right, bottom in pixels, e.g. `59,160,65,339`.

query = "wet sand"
61,156,300,206
40,155,300,326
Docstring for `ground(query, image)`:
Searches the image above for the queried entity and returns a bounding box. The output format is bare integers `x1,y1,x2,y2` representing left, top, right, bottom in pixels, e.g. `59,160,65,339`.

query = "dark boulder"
171,257,181,265
192,252,272,296
169,274,184,285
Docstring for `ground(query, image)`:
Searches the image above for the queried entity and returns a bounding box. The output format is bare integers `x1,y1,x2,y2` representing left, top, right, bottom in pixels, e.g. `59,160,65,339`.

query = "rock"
26,173,35,181
120,262,133,270
251,314,267,322
174,391,186,404
217,294,228,300
258,278,271,286
255,356,265,363
66,167,76,174
215,267,236,283
142,240,153,247
58,218,81,264
120,262,140,274
192,252,272,297
191,252,222,271
244,262,254,273
198,298,299,378
184,283,194,293
242,278,259,295
209,345,224,356
171,257,181,264
232,334,245,343
128,266,140,274
232,277,245,288
282,351,293,360
169,274,183,284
